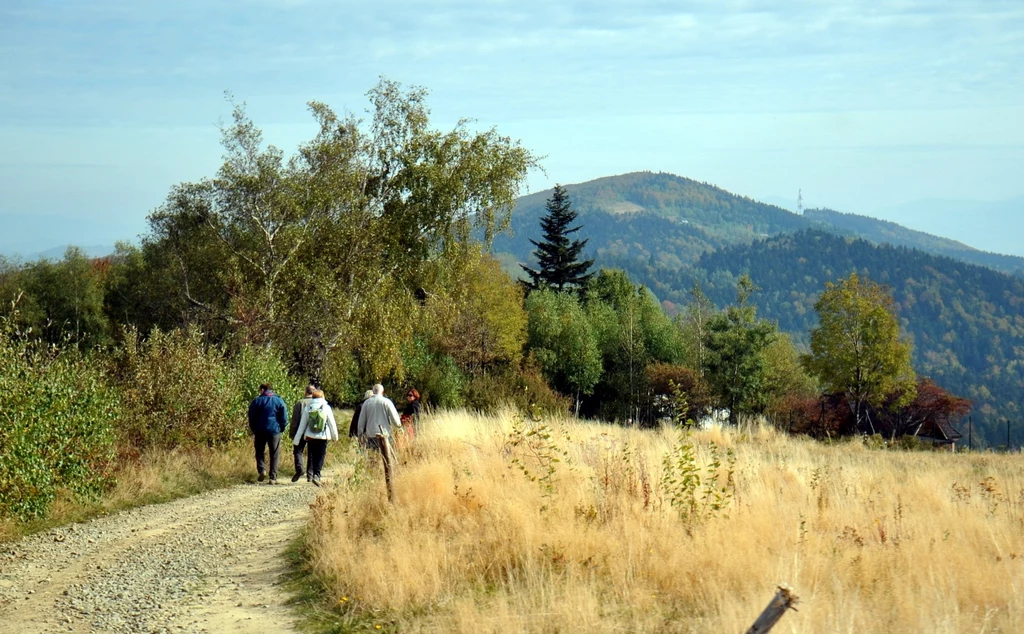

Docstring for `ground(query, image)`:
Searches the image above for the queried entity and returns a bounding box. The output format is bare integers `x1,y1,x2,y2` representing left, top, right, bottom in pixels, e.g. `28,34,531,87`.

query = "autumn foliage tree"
803,272,916,434
875,378,971,439
645,363,712,421
422,245,527,372
787,378,970,443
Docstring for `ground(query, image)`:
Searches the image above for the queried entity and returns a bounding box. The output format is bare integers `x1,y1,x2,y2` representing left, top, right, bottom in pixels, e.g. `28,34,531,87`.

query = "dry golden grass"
309,411,1024,633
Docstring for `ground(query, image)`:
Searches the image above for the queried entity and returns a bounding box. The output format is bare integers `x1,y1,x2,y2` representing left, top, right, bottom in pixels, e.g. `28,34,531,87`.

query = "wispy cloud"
1,0,1021,224
3,0,1021,125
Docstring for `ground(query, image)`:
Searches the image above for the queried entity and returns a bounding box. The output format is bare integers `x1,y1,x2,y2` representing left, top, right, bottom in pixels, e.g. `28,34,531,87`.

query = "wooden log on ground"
377,434,395,503
745,585,799,634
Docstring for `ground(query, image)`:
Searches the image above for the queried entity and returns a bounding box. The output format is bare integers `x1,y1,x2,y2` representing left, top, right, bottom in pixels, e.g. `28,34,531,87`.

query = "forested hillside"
659,231,1021,447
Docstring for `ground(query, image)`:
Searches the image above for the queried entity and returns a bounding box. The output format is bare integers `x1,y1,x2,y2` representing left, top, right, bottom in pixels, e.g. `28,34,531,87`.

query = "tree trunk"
377,434,395,503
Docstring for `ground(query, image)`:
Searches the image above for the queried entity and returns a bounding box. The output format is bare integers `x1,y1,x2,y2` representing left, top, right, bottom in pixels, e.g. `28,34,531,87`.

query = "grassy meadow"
308,411,1024,633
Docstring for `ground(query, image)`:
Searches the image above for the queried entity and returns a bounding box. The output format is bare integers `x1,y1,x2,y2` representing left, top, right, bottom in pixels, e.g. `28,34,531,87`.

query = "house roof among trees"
917,418,963,443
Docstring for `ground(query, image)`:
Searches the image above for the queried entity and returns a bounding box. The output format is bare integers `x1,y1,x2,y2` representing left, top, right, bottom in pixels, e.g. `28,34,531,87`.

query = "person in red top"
400,388,421,442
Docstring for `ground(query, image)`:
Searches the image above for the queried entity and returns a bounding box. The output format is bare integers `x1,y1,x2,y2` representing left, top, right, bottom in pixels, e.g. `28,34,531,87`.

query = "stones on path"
0,479,322,634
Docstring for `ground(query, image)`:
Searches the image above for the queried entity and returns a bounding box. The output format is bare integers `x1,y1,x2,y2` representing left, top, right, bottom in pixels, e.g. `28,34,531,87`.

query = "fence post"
745,585,799,634
376,434,395,503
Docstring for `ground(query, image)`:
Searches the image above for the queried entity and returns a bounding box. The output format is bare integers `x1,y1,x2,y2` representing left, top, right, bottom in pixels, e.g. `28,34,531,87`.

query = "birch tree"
140,78,537,383
803,272,916,434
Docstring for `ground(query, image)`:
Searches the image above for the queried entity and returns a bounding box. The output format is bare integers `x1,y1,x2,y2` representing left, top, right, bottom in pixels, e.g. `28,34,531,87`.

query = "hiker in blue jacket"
248,383,288,484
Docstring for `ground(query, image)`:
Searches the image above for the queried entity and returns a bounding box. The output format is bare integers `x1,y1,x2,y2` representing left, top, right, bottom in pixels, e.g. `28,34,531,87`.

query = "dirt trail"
0,477,322,634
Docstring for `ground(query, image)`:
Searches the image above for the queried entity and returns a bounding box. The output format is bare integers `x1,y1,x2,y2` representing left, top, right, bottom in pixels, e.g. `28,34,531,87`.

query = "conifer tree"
521,184,594,292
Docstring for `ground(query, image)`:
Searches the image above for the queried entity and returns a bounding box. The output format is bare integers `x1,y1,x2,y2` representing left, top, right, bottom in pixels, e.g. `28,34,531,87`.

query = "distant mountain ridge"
511,172,806,243
503,172,1024,277
803,208,1024,277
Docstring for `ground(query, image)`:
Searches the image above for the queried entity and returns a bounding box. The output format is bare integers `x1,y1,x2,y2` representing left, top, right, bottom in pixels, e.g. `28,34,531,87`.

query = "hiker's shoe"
269,479,278,485
311,476,322,487
291,471,303,483
257,473,266,482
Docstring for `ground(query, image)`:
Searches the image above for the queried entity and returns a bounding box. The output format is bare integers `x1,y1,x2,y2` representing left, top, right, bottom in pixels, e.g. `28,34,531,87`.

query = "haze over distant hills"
0,212,137,261
761,195,1024,258
871,197,1024,258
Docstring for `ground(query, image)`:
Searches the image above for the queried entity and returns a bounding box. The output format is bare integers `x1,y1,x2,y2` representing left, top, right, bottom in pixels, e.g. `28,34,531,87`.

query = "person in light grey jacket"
292,389,339,486
356,384,402,451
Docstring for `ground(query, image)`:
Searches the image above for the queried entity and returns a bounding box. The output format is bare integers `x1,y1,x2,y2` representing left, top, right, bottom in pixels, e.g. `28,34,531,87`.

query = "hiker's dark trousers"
293,437,310,476
306,438,328,478
254,431,282,480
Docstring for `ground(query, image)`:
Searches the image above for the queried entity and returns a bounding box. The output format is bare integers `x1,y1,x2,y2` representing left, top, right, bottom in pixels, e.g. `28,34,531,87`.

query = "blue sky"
2,0,1022,254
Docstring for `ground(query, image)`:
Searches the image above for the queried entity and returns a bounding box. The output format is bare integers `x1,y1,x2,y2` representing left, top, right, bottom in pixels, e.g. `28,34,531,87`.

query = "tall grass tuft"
308,410,1024,632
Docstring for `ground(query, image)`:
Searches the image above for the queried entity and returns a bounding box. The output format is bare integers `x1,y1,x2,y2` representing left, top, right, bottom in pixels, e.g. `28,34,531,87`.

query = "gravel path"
0,477,323,634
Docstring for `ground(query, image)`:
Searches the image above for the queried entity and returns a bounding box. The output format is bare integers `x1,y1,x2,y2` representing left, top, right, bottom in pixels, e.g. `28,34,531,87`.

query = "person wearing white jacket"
292,389,338,486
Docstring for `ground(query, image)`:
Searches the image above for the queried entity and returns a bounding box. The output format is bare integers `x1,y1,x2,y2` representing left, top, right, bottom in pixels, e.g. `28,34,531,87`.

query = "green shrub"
110,327,304,449
400,337,433,379
464,364,569,417
0,326,119,520
0,318,302,521
463,372,517,413
416,354,466,409
661,429,737,531
229,345,302,420
891,434,930,452
111,327,241,448
863,434,888,450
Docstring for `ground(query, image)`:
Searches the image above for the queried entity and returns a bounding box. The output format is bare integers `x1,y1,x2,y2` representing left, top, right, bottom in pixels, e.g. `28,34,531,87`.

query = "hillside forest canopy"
0,80,1006,521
